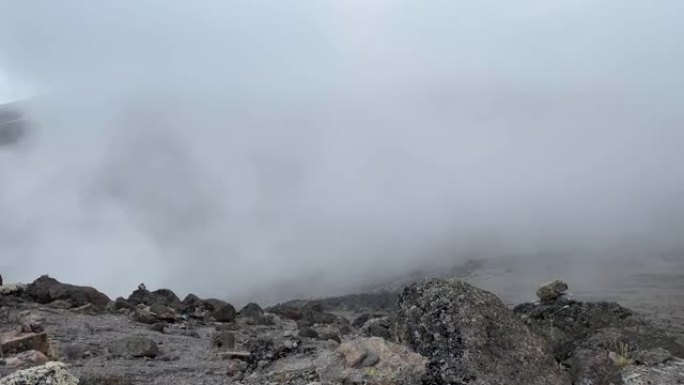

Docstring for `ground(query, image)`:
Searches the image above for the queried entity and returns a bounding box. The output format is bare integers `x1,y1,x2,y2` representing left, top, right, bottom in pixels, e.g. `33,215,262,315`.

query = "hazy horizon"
1,1,684,303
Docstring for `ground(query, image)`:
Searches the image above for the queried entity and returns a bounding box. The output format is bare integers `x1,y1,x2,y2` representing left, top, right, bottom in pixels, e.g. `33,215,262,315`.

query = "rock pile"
1,273,683,385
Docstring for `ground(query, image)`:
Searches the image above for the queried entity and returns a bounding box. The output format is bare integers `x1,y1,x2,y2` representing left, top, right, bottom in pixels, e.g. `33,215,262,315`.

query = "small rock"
226,359,248,377
536,280,569,303
636,347,672,366
148,323,167,333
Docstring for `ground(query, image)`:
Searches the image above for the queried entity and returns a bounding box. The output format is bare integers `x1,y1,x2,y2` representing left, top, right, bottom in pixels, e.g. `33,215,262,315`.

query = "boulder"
0,331,49,356
25,276,110,310
636,347,672,366
108,336,159,358
514,298,684,360
0,362,78,385
211,304,237,323
238,303,264,319
315,337,427,385
2,350,49,369
238,303,272,325
536,280,569,303
359,317,392,340
397,279,570,385
127,288,182,311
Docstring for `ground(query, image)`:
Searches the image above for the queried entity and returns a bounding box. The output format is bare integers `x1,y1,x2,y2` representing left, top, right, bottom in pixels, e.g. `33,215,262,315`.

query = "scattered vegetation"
609,340,637,369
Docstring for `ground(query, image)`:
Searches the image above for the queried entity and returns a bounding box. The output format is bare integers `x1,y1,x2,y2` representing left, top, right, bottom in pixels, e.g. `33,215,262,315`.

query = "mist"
1,1,684,303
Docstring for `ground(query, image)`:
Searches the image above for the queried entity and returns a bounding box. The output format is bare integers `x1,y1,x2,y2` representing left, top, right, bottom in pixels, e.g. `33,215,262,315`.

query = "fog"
0,1,683,303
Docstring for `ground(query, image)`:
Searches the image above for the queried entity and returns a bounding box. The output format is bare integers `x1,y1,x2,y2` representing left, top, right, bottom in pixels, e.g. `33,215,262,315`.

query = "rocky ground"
1,257,683,385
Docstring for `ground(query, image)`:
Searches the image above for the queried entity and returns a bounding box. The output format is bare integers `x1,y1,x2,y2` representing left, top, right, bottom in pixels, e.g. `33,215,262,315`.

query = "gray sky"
0,1,683,302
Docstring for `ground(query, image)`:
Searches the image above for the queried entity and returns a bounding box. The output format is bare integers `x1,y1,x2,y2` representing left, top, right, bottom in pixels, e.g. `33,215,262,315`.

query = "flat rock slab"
0,332,49,356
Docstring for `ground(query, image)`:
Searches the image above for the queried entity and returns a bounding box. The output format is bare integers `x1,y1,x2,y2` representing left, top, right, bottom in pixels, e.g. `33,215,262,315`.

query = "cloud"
0,1,683,302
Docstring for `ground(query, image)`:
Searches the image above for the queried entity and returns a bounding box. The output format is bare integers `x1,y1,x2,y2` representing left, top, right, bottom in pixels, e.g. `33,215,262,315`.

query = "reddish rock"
4,350,49,369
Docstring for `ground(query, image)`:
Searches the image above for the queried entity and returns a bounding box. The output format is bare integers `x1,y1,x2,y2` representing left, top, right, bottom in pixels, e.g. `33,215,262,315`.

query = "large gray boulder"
396,279,570,385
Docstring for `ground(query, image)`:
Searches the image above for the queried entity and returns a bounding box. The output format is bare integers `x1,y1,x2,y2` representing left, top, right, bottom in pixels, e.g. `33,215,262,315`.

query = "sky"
0,1,683,303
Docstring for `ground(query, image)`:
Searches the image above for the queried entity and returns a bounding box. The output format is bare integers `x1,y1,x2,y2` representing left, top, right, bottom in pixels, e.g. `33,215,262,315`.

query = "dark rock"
25,275,110,311
78,373,134,385
245,337,298,370
298,327,319,339
238,302,263,318
570,349,623,385
365,318,392,340
268,304,303,321
237,302,271,325
514,299,684,360
182,293,201,308
148,323,167,333
112,297,131,311
126,288,182,311
212,332,235,350
397,278,570,385
352,313,371,328
108,336,160,358
211,304,236,323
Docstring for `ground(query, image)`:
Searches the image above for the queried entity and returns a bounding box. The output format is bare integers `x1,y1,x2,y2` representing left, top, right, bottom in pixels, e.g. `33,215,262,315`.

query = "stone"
298,327,319,339
108,336,160,358
2,350,49,369
0,331,49,356
130,305,159,324
25,275,110,311
397,278,570,385
211,304,237,323
536,280,569,303
127,287,182,311
0,362,78,385
636,347,672,366
226,358,248,377
315,337,427,385
238,303,263,319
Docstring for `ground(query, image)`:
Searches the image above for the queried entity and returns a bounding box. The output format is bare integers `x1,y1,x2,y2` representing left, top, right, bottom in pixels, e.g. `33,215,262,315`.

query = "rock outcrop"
396,278,570,385
25,276,110,311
